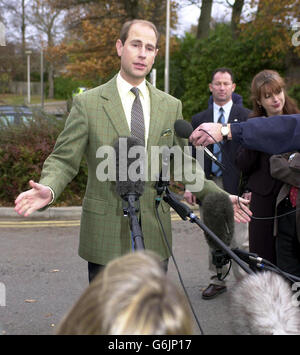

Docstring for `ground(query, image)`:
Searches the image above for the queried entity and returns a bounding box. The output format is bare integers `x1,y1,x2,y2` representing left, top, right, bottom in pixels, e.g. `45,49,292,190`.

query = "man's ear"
116,39,123,57
232,83,236,92
209,83,213,93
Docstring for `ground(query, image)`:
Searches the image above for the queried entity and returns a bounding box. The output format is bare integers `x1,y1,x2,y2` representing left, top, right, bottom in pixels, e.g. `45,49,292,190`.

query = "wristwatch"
221,124,230,141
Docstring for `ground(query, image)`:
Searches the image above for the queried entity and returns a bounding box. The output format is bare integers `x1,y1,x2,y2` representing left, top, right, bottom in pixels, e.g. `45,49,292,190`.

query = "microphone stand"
156,184,254,276
232,248,300,283
122,193,145,251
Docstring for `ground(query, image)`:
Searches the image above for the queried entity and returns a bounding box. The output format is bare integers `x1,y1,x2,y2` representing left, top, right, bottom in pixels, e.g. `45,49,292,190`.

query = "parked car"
0,105,34,126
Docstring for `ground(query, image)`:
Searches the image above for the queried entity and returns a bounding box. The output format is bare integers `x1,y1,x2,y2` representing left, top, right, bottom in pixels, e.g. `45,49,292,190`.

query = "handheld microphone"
229,271,300,335
202,192,235,279
114,137,145,251
174,119,225,170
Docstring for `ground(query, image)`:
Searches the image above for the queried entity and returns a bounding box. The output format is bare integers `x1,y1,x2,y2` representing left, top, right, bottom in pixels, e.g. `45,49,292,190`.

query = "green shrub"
288,84,300,107
0,113,87,206
53,76,95,100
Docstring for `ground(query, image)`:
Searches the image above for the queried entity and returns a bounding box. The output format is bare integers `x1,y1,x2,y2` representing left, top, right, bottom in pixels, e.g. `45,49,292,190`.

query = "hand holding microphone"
174,119,226,170
174,120,252,223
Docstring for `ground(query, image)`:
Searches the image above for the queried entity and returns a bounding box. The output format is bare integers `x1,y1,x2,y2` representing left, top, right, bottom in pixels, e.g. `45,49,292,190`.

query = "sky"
175,1,256,37
175,2,231,36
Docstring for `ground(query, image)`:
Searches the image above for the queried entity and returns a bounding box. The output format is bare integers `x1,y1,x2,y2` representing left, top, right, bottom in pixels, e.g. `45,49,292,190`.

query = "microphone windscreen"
202,192,234,249
229,271,300,335
174,120,193,139
114,137,145,198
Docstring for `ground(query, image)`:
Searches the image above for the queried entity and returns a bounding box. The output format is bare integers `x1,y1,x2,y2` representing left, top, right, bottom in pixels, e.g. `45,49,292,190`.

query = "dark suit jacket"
270,152,300,241
191,104,250,194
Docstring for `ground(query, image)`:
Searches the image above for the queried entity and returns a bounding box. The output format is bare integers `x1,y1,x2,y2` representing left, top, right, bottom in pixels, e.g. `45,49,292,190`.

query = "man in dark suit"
185,68,250,299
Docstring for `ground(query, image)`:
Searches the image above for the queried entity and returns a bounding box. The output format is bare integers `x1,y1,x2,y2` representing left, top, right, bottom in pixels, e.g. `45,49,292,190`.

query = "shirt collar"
213,100,233,115
117,72,147,99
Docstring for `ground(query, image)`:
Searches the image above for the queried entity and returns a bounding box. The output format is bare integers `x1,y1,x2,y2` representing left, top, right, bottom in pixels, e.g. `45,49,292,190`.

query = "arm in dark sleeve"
230,114,300,154
270,152,300,188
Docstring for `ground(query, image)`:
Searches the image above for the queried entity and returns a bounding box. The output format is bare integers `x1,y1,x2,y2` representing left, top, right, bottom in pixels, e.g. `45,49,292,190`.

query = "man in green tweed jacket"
15,20,251,281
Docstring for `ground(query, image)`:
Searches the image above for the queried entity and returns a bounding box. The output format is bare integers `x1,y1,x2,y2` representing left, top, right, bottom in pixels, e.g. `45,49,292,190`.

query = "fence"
0,81,44,96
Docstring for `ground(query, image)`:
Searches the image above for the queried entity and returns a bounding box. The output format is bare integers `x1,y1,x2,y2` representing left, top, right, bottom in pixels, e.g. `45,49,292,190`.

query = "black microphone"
229,271,300,335
114,137,145,251
155,146,172,196
202,191,235,279
174,119,225,170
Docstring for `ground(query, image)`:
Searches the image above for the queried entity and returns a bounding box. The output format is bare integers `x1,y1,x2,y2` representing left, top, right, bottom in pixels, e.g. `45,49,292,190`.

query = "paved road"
0,212,242,335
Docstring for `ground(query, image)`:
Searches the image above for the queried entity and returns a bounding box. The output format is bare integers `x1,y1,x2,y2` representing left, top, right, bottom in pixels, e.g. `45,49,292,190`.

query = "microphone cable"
154,199,205,335
197,128,300,221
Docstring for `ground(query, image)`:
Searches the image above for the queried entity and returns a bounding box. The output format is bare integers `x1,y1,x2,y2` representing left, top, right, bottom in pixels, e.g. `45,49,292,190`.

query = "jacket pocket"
82,197,108,215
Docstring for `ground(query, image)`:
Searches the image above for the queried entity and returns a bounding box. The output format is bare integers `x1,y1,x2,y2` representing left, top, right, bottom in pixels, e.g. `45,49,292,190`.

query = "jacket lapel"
100,75,131,137
228,104,240,124
147,82,165,150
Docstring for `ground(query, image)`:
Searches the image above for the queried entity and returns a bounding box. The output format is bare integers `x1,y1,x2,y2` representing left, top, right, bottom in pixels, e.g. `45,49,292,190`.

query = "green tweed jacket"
39,75,224,265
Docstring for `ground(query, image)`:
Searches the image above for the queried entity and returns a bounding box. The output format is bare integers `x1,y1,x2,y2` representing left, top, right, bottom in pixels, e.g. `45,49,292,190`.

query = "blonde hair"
55,251,193,335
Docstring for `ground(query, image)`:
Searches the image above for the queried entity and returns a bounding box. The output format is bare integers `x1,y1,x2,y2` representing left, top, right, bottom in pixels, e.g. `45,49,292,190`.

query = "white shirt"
117,72,151,146
213,100,233,124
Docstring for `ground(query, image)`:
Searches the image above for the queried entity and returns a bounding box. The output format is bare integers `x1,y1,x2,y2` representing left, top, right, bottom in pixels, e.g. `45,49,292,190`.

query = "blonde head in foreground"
55,251,193,335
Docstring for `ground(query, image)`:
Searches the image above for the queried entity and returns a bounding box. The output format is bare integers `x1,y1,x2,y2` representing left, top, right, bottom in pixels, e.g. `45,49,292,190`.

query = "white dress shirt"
213,100,233,124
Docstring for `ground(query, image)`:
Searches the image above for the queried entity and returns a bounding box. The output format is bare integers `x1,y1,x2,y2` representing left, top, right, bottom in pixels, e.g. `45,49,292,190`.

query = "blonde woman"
55,251,193,335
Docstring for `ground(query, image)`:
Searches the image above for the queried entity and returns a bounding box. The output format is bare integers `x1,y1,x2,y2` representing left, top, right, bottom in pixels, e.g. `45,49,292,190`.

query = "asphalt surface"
0,207,243,336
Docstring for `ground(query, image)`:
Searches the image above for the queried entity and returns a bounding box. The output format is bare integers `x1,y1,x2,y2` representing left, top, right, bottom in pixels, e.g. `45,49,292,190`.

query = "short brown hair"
211,68,235,83
120,19,160,47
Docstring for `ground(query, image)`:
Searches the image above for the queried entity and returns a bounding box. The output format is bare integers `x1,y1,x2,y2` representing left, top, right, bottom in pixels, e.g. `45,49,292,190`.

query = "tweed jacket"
39,75,223,265
270,152,300,241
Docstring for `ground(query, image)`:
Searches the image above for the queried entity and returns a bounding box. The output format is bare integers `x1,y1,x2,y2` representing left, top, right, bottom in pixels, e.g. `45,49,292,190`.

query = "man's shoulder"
147,82,181,104
231,104,251,119
191,108,211,125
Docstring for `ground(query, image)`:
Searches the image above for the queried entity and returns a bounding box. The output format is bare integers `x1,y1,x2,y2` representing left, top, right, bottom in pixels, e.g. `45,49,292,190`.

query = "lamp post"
164,0,170,94
41,48,44,109
25,50,32,105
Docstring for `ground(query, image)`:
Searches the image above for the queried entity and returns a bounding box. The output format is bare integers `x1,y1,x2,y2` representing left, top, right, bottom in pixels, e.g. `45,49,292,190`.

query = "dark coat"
235,146,283,264
191,104,250,194
270,152,300,242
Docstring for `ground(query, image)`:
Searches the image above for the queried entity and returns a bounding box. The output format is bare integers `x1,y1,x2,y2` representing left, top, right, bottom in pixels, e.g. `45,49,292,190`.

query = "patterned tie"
289,186,298,208
130,87,145,146
211,107,225,177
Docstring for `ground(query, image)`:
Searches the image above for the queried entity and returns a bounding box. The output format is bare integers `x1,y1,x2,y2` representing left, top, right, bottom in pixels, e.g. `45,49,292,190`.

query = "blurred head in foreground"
55,251,193,335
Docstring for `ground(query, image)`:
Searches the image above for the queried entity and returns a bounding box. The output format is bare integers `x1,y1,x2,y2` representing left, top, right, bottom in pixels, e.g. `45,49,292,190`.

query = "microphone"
114,137,145,251
174,119,225,170
202,192,235,279
155,146,172,196
229,271,300,335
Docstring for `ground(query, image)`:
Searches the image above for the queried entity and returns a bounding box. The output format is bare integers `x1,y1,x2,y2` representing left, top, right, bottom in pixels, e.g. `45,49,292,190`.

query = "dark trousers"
88,258,169,283
276,199,300,278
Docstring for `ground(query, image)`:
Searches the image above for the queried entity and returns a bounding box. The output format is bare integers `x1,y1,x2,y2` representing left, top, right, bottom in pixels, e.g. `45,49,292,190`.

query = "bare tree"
225,0,245,38
197,0,213,39
28,0,65,98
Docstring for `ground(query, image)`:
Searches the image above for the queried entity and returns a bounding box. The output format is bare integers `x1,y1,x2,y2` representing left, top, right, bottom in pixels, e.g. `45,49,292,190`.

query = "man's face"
209,72,236,106
116,23,158,86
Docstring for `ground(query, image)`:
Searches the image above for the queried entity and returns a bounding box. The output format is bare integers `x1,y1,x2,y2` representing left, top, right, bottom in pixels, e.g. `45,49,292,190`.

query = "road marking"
0,214,184,228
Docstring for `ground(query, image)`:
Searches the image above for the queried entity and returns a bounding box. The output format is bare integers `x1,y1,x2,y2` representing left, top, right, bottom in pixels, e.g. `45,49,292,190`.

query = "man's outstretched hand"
15,180,52,217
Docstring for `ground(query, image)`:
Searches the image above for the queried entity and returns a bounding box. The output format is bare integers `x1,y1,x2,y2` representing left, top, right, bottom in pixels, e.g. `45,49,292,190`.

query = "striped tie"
211,107,225,177
131,87,145,146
